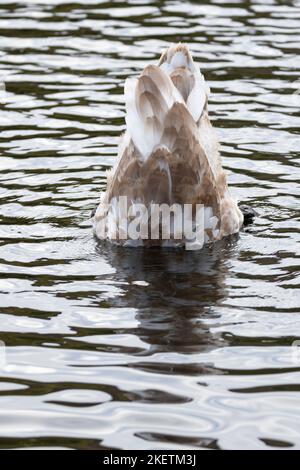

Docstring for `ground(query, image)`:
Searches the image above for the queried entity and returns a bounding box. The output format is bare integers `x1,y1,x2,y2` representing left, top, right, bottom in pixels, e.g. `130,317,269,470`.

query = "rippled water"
0,0,299,450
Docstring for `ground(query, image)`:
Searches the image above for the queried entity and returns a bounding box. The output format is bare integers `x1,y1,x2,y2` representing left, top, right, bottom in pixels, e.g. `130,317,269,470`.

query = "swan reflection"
96,237,239,356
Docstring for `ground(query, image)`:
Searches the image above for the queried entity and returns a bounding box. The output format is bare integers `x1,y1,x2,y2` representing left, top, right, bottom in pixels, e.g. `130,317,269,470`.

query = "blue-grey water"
0,0,299,450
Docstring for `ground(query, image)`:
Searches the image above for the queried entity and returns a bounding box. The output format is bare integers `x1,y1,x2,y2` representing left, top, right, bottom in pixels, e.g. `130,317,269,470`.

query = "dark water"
0,0,300,450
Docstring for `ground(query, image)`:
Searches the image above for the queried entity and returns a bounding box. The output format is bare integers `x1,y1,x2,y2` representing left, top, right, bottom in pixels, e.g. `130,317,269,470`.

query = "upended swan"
93,43,244,249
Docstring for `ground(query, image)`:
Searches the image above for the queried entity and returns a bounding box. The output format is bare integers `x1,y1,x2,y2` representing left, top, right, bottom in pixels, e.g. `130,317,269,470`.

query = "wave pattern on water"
0,0,300,450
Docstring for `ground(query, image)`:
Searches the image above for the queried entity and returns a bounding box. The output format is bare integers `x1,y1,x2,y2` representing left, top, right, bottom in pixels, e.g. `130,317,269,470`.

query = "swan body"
93,44,243,249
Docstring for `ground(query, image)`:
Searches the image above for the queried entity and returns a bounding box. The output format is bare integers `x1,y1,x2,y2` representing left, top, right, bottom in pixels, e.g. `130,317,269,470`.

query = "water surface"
0,0,300,450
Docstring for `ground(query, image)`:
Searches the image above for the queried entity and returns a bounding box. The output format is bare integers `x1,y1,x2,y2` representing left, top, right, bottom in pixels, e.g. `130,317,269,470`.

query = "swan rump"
93,43,243,249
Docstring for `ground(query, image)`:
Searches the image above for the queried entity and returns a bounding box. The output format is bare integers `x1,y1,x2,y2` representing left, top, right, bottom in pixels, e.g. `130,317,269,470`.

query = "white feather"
186,73,208,123
124,78,150,158
124,71,183,161
170,51,188,69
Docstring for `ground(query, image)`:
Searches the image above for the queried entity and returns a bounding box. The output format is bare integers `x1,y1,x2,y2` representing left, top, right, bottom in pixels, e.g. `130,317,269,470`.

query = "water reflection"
98,237,239,355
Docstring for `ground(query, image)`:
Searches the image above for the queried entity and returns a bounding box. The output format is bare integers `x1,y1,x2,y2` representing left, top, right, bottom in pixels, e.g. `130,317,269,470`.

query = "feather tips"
124,65,183,160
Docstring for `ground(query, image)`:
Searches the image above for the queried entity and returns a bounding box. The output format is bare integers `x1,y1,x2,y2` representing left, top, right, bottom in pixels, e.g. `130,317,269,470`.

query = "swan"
93,43,244,249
